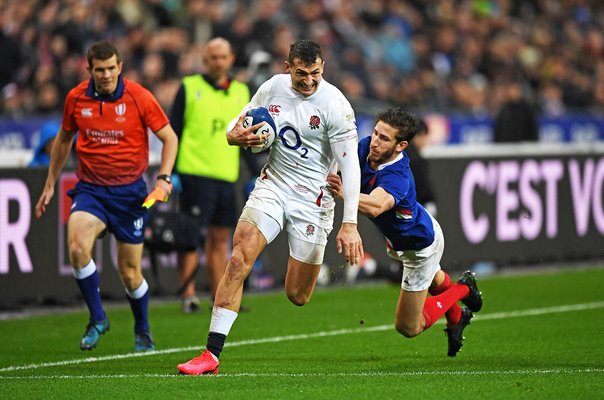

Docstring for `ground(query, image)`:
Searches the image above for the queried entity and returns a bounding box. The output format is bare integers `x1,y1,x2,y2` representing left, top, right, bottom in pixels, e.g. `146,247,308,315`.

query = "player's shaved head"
202,37,235,82
204,37,233,56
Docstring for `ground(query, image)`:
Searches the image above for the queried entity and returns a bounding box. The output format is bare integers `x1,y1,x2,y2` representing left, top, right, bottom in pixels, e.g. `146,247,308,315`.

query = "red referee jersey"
62,78,169,186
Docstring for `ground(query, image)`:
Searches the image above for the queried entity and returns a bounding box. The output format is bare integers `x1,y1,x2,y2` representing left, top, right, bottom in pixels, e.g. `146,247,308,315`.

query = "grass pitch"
1,266,604,399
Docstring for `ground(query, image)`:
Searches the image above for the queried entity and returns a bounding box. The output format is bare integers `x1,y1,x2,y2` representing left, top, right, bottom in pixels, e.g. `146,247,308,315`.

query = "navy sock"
206,332,227,358
127,290,150,334
75,271,105,322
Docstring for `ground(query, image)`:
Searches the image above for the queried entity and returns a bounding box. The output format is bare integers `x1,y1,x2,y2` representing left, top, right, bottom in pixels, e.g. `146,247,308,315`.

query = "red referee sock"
429,271,463,327
422,283,469,330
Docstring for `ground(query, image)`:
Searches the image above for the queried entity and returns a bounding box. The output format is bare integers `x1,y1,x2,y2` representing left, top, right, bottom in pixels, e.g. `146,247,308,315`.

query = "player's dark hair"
376,107,419,143
87,41,121,68
289,39,323,66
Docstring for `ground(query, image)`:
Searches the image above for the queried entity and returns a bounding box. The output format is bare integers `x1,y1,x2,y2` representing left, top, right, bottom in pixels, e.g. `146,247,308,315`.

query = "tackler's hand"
142,183,172,209
326,173,342,199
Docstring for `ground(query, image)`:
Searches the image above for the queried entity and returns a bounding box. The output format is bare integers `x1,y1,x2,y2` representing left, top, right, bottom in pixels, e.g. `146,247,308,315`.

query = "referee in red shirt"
35,41,178,352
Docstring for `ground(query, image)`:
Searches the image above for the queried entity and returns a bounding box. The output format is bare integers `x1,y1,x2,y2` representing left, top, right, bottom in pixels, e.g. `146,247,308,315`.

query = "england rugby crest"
309,115,320,130
305,224,316,236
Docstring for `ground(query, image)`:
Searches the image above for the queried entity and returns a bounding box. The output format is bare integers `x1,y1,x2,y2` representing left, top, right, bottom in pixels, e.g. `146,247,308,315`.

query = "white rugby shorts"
239,177,335,265
386,214,444,292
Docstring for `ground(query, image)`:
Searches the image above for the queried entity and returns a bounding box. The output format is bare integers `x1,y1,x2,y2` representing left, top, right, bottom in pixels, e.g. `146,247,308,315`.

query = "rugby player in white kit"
177,39,363,375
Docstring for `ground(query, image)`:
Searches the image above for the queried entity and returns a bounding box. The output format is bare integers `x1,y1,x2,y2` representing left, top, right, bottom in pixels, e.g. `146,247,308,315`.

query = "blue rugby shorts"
67,178,148,244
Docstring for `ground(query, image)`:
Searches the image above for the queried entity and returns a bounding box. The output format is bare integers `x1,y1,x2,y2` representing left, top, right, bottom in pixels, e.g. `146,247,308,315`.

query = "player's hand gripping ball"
242,107,276,153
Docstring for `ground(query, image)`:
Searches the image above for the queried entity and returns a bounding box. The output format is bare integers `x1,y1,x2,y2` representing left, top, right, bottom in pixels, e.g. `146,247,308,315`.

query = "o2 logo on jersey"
278,126,309,159
115,103,127,123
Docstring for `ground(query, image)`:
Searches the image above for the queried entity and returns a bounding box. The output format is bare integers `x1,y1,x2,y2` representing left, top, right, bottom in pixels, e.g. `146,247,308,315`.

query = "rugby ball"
242,107,276,153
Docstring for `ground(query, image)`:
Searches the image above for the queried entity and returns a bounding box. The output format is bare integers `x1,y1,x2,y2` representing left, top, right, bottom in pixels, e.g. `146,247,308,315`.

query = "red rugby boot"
177,350,220,375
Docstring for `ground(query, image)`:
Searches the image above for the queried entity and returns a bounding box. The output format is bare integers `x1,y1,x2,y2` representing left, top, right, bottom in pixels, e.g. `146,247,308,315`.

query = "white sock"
73,259,96,279
209,306,238,336
125,279,149,299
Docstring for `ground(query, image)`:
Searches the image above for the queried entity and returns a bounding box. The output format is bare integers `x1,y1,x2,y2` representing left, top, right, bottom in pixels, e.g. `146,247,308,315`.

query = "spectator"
493,81,539,143
35,82,62,115
539,81,566,117
28,121,60,167
2,1,604,117
1,83,26,120
405,118,437,216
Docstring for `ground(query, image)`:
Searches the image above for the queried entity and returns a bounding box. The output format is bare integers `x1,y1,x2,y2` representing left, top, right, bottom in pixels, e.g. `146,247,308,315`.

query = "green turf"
1,266,604,399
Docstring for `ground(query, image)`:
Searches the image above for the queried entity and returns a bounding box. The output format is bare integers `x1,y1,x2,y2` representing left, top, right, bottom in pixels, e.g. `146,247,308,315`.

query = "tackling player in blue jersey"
327,106,483,356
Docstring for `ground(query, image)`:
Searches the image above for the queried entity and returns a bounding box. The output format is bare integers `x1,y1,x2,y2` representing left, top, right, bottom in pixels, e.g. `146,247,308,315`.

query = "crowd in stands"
1,0,603,121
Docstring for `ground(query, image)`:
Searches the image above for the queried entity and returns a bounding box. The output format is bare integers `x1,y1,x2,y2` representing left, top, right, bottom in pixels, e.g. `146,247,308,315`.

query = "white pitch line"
1,369,603,380
1,301,603,374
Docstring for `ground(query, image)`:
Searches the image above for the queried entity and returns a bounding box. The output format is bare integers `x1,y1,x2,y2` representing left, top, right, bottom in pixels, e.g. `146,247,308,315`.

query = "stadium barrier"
1,145,603,307
422,143,604,269
1,112,604,158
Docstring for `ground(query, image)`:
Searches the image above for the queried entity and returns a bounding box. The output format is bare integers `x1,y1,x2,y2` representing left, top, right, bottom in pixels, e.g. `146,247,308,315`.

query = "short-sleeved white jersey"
249,74,358,203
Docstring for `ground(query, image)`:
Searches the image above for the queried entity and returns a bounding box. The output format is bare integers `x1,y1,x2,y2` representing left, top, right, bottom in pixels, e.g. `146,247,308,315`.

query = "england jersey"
358,136,435,251
249,74,357,204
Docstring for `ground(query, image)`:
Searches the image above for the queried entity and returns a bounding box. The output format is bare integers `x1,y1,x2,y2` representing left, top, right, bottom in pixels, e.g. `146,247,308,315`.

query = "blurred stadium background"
1,0,603,308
